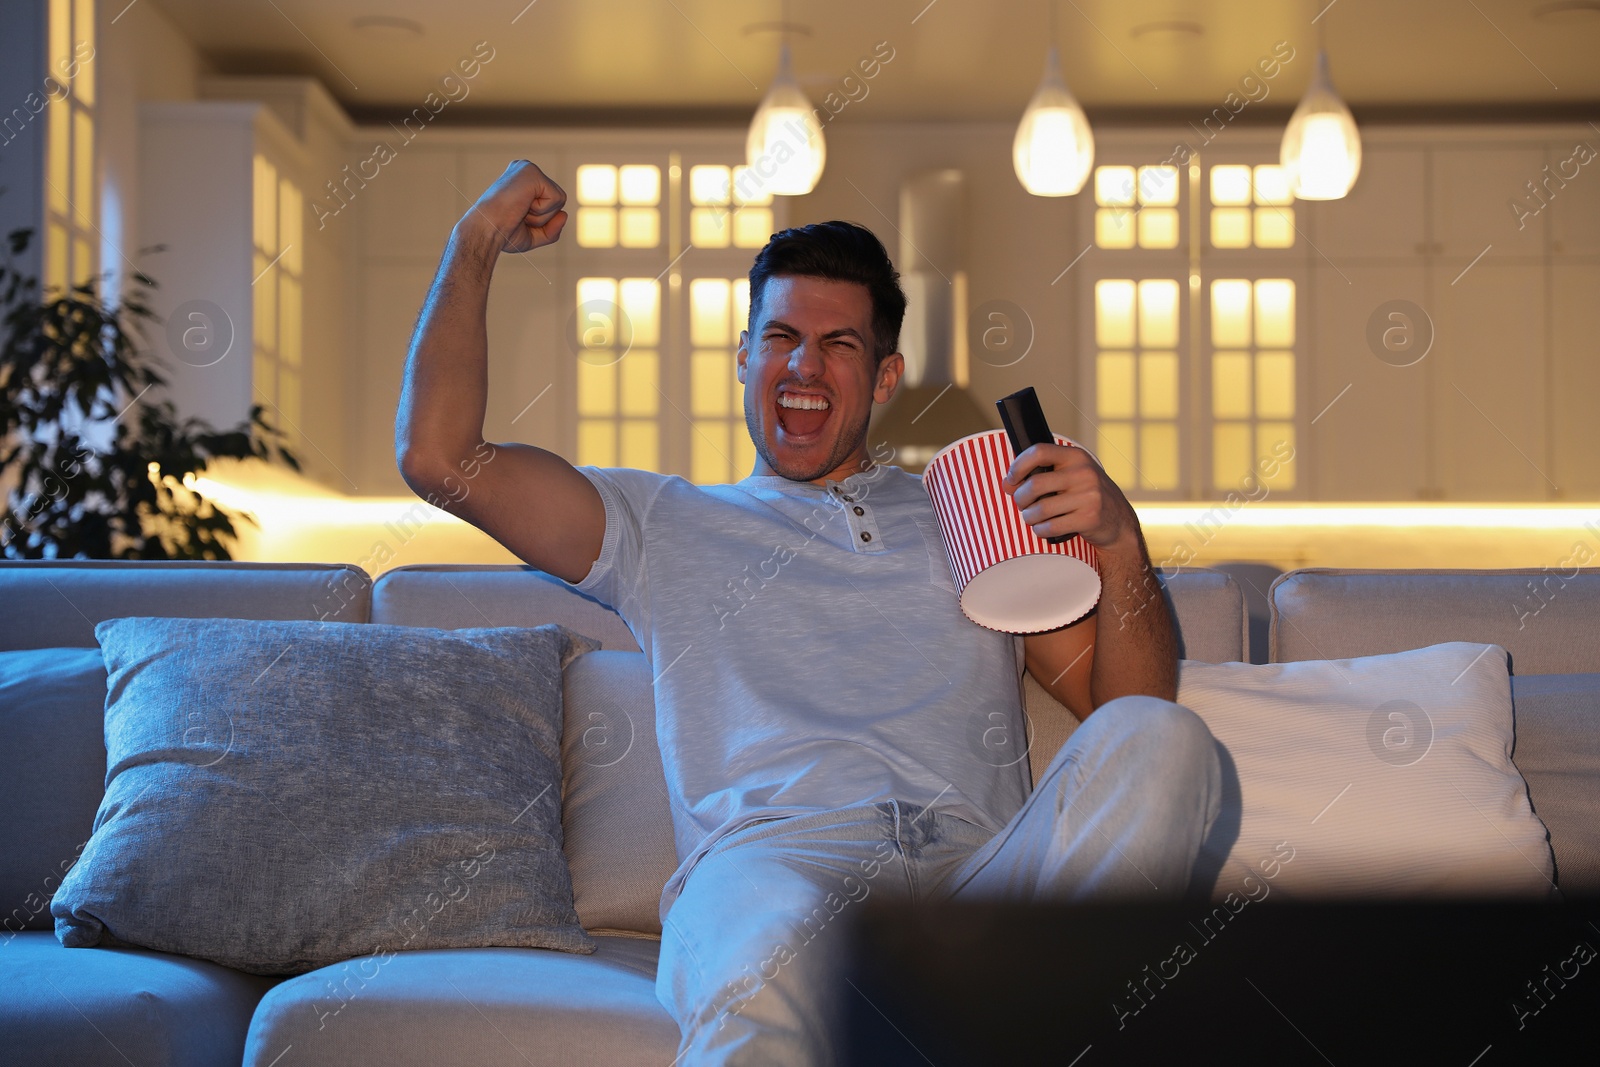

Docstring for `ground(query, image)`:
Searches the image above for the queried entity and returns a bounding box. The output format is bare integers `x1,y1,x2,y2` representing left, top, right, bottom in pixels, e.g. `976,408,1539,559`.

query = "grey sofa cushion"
0,561,371,650
0,931,278,1067
1511,673,1600,893
0,649,105,933
54,617,598,974
1269,568,1600,674
562,651,678,936
241,936,678,1067
373,565,640,650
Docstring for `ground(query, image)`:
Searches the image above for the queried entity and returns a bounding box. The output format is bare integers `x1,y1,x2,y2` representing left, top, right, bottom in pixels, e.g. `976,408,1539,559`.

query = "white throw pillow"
1178,642,1556,900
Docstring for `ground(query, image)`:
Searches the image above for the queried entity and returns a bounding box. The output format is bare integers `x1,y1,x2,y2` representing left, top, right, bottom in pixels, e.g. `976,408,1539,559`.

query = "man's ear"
873,351,905,405
736,330,749,383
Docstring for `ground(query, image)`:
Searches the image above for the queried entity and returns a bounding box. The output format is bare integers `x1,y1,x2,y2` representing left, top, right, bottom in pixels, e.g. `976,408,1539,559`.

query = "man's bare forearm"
395,219,502,484
1088,528,1179,705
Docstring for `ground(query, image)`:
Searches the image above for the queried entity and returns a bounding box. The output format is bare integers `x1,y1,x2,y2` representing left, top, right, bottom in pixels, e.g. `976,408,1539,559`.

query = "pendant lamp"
1013,44,1095,197
745,40,825,196
1281,49,1362,200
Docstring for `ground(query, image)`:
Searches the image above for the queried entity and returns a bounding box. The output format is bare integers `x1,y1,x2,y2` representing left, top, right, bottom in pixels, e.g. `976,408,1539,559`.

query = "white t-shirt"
567,461,1031,911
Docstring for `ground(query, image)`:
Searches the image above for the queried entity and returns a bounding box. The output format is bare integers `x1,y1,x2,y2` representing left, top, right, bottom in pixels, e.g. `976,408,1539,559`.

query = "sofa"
1,559,1596,1065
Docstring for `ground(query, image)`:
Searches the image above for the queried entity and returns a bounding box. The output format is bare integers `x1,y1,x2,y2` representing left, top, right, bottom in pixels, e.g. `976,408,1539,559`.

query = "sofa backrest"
0,561,371,935
373,563,1247,936
1269,568,1600,674
0,560,371,651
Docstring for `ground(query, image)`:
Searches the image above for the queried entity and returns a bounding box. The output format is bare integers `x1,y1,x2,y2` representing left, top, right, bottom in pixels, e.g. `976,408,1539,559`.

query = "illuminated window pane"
1095,166,1137,207
577,420,616,467
693,351,732,416
691,206,730,248
618,165,660,206
45,223,68,292
1096,208,1136,249
576,209,615,247
1097,422,1138,487
732,165,773,205
576,278,621,348
1140,423,1179,490
72,0,94,105
71,109,93,227
620,352,659,417
1096,353,1135,418
618,207,659,248
1258,423,1295,488
690,279,731,346
1095,280,1136,348
692,421,732,484
1252,164,1292,205
734,428,757,478
279,277,301,367
1256,352,1295,418
1255,279,1295,347
1213,423,1252,488
1137,279,1179,348
1211,207,1251,248
620,419,658,469
253,254,276,348
279,368,301,430
1138,166,1179,206
1210,165,1252,206
279,180,302,273
690,165,731,205
1138,208,1179,249
576,165,617,205
71,236,92,286
254,156,277,251
50,0,70,78
1212,352,1252,419
1139,352,1178,419
733,207,773,248
576,360,617,416
1254,207,1294,248
1211,280,1252,348
253,352,276,407
619,279,660,346
734,279,751,327
48,102,68,216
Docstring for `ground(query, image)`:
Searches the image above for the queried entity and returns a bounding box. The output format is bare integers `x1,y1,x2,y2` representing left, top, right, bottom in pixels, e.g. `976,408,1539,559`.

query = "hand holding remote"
996,386,1074,545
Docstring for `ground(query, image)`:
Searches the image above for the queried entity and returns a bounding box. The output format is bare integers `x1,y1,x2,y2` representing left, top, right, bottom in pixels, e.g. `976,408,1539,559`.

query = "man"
396,160,1221,1065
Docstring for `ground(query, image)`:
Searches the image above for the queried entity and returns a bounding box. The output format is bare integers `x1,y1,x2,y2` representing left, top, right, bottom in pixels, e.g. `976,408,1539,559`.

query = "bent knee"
1094,695,1214,755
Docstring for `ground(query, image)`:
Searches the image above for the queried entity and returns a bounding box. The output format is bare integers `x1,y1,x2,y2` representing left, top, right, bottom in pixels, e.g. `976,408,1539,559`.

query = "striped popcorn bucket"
922,429,1102,634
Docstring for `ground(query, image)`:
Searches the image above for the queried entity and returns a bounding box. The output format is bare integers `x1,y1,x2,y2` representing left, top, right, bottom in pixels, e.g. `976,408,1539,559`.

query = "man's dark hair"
747,221,907,367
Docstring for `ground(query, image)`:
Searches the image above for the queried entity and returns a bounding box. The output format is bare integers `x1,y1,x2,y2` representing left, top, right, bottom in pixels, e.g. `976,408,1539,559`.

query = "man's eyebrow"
760,319,866,346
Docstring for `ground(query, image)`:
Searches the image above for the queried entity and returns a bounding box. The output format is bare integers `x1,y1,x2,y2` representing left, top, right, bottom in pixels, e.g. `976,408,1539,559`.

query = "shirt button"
853,506,865,516
860,531,872,543
842,495,854,502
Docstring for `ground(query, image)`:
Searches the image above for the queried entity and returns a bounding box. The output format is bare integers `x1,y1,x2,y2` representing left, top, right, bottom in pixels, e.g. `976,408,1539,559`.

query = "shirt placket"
829,482,885,553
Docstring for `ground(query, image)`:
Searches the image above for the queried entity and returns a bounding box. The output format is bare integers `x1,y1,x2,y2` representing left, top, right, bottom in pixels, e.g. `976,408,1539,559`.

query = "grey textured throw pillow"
53,617,599,974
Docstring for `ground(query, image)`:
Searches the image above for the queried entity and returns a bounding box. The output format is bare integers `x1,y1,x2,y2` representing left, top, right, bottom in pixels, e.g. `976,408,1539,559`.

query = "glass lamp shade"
1281,51,1362,200
745,41,826,197
1013,46,1095,197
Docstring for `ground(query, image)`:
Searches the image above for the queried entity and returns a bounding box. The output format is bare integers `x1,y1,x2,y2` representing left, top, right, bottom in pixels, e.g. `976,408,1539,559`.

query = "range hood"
869,169,997,473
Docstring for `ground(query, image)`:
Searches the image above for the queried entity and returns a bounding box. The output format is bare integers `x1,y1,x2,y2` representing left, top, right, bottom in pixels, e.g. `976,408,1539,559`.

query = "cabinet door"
358,149,465,260
1551,261,1600,497
1307,263,1430,500
1432,262,1550,500
1547,141,1600,257
1431,146,1547,258
1307,147,1427,260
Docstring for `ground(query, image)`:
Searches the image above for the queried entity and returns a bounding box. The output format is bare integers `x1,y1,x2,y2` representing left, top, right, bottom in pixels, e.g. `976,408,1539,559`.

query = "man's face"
737,275,904,485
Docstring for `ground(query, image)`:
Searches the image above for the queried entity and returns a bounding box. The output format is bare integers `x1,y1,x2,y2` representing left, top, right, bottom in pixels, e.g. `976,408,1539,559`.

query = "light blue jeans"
655,696,1223,1066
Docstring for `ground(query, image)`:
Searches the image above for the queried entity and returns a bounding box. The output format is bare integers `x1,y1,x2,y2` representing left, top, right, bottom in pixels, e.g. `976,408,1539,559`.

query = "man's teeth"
778,394,830,411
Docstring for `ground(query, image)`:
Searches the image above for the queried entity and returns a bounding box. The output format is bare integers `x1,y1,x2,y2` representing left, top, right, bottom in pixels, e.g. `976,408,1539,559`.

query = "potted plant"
0,227,298,560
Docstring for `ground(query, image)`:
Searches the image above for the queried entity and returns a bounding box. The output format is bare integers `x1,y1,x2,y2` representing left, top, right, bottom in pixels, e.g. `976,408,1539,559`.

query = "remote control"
996,386,1073,544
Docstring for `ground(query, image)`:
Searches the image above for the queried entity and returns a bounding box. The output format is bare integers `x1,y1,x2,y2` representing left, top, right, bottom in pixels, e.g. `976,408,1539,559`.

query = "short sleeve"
563,466,664,639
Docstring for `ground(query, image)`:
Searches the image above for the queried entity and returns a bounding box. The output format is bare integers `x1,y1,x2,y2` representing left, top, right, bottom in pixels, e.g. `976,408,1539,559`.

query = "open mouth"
775,392,832,441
